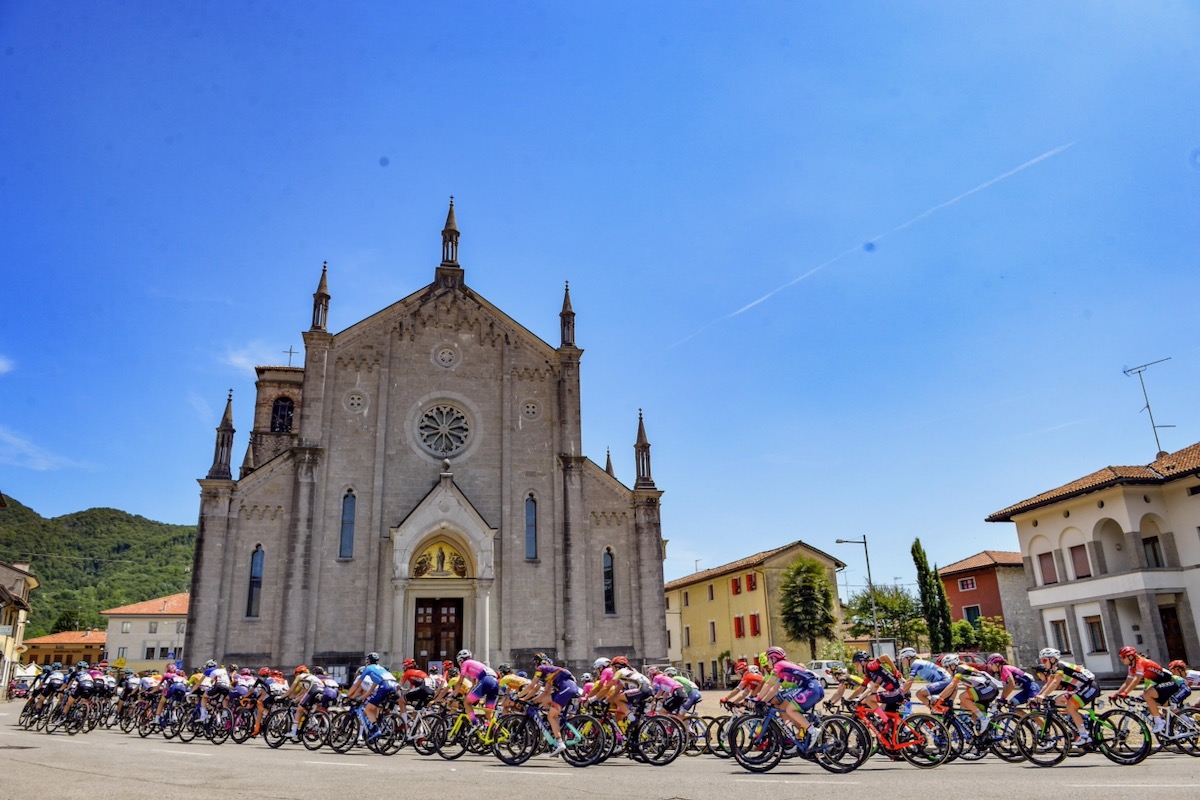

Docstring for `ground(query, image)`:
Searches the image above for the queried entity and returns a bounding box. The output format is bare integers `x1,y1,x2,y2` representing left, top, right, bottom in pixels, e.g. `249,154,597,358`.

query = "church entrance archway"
414,598,462,672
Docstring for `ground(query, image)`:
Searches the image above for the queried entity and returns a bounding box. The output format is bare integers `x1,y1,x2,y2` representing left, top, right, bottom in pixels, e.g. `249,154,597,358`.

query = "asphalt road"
3,702,1199,800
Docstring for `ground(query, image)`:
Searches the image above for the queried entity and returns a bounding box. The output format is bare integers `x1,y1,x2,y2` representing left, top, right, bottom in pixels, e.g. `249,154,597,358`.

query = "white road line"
1068,786,1200,790
150,748,210,756
736,779,860,785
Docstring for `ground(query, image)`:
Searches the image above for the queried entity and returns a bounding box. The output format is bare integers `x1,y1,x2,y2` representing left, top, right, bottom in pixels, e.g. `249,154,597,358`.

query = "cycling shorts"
925,679,951,697
465,674,501,709
782,681,825,712
367,680,398,707
550,681,582,709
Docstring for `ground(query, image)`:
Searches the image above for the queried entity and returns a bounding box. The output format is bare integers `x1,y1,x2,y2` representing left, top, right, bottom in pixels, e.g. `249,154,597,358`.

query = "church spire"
435,197,464,289
634,409,655,489
560,281,575,347
207,390,235,480
605,447,614,477
441,196,459,266
311,261,330,331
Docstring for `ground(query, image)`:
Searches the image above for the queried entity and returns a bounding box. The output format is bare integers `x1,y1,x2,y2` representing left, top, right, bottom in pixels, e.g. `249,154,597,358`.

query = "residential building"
664,540,844,687
938,550,1038,664
23,629,106,667
0,560,38,698
987,441,1200,679
185,203,667,681
101,592,189,672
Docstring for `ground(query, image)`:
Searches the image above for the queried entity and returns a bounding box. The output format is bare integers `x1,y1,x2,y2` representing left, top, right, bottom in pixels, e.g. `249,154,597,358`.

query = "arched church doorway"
414,598,463,672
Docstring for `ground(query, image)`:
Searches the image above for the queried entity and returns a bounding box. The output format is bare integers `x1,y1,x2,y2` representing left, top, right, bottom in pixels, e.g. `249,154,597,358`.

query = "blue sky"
2,2,1198,597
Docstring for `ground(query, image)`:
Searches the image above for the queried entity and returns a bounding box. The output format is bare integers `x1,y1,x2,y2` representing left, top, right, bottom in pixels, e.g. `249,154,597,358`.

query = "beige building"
101,593,189,672
664,540,844,687
1,560,38,697
186,202,668,680
987,441,1200,678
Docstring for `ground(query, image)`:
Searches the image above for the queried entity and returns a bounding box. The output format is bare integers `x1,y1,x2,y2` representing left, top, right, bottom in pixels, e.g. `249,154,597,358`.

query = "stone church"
185,202,668,679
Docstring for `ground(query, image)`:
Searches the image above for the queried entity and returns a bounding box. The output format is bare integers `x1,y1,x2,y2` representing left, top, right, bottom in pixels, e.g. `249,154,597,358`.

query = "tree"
976,616,1013,653
779,556,838,660
844,584,926,648
911,539,944,652
951,619,978,650
932,564,954,652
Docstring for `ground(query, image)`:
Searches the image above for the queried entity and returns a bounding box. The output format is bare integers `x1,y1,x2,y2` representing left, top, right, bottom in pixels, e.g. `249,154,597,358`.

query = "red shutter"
731,576,741,594
750,613,761,637
746,573,757,591
734,616,745,638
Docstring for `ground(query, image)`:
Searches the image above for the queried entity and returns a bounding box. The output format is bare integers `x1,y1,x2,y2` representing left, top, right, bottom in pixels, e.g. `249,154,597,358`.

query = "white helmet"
747,665,760,675
1039,647,1060,661
941,654,960,669
592,657,611,671
456,649,472,664
898,647,917,660
580,672,593,682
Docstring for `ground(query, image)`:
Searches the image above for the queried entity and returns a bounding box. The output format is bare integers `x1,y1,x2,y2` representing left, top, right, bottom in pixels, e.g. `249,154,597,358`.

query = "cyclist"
33,662,66,713
59,662,96,721
344,652,398,734
396,657,434,713
721,659,763,707
496,663,529,713
666,666,702,714
455,649,501,728
284,665,324,739
1113,646,1174,734
755,646,824,749
1168,660,1200,707
823,664,864,709
154,663,189,725
852,651,905,722
647,665,688,716
1034,647,1099,745
519,653,581,757
201,660,231,720
897,647,951,711
985,653,1040,709
932,654,1003,731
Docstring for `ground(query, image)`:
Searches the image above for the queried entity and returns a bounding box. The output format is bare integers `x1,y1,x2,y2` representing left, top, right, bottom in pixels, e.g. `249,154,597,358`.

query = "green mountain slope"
0,497,195,638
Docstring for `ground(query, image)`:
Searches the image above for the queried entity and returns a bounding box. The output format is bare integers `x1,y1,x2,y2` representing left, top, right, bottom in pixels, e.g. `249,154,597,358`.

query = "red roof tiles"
938,550,1024,576
100,592,189,616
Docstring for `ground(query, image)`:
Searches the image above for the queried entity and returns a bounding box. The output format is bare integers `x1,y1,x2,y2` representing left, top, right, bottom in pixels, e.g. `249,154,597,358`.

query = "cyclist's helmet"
240,668,252,676
830,665,845,676
593,657,611,671
258,667,271,677
456,649,472,664
402,658,417,670
516,671,527,678
987,653,1006,666
733,659,748,673
76,661,89,670
1118,646,1138,660
1039,647,1060,661
1169,660,1187,671
664,667,679,677
366,652,381,665
581,672,593,683
898,647,918,660
611,656,630,669
646,666,660,677
53,662,62,669
531,652,552,668
866,659,881,672
313,666,326,676
851,650,870,664
204,659,217,669
124,668,135,676
765,646,787,662
442,660,454,673
747,665,760,675
294,665,309,675
941,654,960,670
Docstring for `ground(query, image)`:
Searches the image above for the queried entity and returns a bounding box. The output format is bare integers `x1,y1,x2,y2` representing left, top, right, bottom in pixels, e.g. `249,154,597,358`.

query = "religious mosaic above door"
413,541,469,578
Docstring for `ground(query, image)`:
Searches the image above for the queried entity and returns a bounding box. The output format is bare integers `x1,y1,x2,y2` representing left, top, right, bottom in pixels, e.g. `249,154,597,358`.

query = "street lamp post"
836,535,879,656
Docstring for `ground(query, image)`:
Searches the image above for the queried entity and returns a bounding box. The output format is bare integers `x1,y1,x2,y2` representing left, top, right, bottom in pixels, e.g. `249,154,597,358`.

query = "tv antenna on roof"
1123,357,1174,455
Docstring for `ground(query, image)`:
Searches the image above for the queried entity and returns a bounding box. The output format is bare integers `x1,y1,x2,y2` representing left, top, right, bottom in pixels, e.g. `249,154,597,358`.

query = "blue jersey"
908,659,950,684
359,664,397,686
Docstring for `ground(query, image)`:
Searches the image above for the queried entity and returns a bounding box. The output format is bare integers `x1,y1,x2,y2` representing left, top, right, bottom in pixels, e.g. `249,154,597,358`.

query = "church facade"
184,202,669,679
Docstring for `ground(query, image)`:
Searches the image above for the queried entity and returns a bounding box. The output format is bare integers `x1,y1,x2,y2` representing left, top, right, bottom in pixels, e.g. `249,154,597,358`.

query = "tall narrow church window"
340,490,356,558
246,545,264,618
603,548,616,615
270,397,294,432
525,494,538,560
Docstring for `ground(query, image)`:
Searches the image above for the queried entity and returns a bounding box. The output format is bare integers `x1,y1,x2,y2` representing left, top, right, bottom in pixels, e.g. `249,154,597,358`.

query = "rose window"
418,404,471,456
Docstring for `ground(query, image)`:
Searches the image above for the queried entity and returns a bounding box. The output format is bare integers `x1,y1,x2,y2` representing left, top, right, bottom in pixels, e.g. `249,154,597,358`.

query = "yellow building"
664,540,843,688
23,629,107,667
1,560,39,697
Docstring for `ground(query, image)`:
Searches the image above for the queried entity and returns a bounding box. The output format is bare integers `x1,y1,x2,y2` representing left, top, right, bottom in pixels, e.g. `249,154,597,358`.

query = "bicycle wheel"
491,714,536,765
118,706,138,734
706,715,732,758
18,699,36,729
728,714,784,773
176,711,200,743
263,708,293,749
897,714,950,768
410,713,440,756
302,710,331,751
1095,708,1150,765
1015,712,1070,767
326,710,360,753
561,713,607,767
810,715,870,774
433,716,469,760
230,707,256,744
206,708,231,745
986,712,1026,763
953,711,988,762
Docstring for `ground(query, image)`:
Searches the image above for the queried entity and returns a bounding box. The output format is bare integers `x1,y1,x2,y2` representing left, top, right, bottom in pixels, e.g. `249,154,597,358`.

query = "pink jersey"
651,673,682,693
459,659,490,681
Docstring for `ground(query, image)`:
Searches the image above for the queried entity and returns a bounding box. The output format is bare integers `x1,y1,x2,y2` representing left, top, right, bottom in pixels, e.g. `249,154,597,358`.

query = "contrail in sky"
667,141,1077,349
